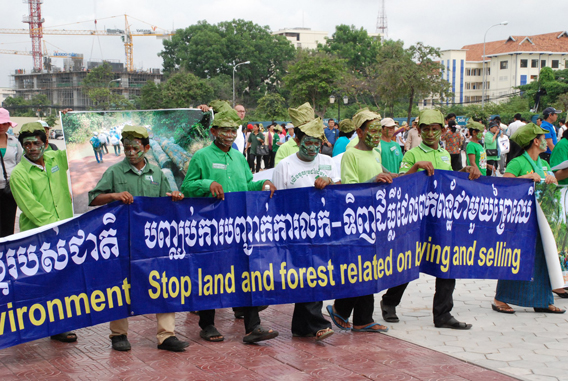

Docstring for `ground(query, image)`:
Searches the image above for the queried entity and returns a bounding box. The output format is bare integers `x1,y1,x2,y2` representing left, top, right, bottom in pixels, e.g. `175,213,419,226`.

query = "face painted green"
539,137,547,151
215,127,238,148
364,120,382,148
123,138,146,166
22,137,46,162
298,136,321,161
476,131,484,140
420,124,442,146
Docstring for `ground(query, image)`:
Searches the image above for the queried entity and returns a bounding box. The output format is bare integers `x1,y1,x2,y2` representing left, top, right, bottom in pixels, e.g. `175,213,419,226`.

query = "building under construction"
12,60,163,110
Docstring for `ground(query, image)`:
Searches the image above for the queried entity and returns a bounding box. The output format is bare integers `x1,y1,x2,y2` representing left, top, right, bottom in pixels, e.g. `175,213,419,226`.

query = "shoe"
380,301,399,323
352,322,389,333
243,326,278,343
158,336,190,352
435,317,472,330
553,290,568,299
233,307,245,319
50,331,77,343
111,335,131,351
534,306,566,314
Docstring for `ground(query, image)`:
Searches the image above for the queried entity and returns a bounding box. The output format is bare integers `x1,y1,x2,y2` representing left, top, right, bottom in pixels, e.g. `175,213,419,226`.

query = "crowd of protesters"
1,101,568,353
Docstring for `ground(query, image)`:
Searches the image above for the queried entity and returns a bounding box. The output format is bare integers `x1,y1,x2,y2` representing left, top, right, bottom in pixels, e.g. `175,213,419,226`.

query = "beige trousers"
109,313,175,345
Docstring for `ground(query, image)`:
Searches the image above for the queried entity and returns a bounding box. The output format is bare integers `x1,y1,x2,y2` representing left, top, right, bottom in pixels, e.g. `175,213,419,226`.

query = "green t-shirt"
181,143,265,197
380,140,402,174
340,147,383,184
89,158,171,204
506,155,552,177
466,142,487,176
399,142,452,173
346,137,382,155
274,139,299,166
10,150,73,232
484,131,499,160
550,138,568,185
247,132,265,155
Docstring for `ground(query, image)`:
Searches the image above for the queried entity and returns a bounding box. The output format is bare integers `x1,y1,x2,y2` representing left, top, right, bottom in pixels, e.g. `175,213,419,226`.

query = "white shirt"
507,120,525,137
272,153,340,190
234,124,245,153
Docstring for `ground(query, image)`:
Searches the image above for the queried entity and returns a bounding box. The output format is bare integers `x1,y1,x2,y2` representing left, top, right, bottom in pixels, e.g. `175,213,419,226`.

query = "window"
531,59,538,68
541,60,546,68
531,75,538,81
552,60,559,69
500,61,508,69
520,59,528,68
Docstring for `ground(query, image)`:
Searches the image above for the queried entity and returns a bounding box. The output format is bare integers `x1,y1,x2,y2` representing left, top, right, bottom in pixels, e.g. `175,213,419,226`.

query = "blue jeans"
93,148,103,163
113,144,121,156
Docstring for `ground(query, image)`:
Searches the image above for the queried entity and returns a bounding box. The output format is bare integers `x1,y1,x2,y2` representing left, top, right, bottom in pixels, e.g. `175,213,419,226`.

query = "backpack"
91,136,101,148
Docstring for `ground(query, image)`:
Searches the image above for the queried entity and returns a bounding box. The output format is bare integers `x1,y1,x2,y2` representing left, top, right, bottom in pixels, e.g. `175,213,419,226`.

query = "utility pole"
376,0,388,38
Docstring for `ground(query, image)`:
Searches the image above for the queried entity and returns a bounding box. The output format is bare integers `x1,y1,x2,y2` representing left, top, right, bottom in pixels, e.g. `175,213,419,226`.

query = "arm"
546,138,555,152
10,170,59,227
88,168,135,205
554,168,568,182
180,153,215,198
405,130,413,151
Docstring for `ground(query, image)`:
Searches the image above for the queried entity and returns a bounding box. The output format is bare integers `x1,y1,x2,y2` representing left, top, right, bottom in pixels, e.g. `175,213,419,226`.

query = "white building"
272,28,329,50
0,88,16,105
421,31,568,108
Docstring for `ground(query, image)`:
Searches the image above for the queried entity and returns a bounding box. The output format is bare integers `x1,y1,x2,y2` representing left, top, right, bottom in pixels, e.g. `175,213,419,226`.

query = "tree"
81,63,132,110
160,72,214,108
283,51,347,116
319,25,381,73
256,93,288,120
519,67,568,112
159,19,295,105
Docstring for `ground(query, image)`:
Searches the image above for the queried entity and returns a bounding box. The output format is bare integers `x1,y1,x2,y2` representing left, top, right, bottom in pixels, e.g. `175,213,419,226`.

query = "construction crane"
0,40,83,71
1,1,172,72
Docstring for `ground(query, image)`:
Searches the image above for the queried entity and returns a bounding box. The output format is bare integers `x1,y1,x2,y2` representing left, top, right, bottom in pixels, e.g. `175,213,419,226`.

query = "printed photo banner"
0,171,537,349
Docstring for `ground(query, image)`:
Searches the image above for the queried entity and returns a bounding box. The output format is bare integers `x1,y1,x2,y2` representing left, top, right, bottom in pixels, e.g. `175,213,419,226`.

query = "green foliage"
256,93,288,120
283,50,347,116
159,19,295,105
140,72,216,110
81,63,132,110
44,114,58,127
3,95,51,116
518,67,568,112
319,25,381,73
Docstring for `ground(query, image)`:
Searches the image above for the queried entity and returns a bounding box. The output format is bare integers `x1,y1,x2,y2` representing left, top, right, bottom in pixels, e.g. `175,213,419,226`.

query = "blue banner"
0,171,537,349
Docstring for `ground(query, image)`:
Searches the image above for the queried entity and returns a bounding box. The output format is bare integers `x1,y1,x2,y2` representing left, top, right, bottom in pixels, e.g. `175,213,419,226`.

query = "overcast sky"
1,0,566,88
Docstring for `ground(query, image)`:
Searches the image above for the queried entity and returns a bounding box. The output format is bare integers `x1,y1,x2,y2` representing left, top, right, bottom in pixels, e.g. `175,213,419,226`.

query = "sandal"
50,331,78,343
243,326,279,343
315,328,334,341
534,305,566,314
325,305,351,330
199,325,224,342
352,322,388,333
435,317,472,330
553,290,568,299
492,302,515,314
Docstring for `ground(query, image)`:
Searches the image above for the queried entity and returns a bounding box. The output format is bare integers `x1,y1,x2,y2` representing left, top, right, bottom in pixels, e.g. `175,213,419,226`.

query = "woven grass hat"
288,102,325,140
352,108,381,129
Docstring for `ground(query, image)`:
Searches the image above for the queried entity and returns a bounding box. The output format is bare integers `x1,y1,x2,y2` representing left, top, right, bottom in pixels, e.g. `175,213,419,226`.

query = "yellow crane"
0,14,172,72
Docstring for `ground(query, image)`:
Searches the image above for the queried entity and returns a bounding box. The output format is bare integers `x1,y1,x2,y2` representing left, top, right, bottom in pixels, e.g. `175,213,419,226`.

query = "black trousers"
334,294,374,326
487,160,498,176
382,278,456,325
253,154,264,173
199,307,260,334
0,190,17,237
450,153,463,171
291,301,331,336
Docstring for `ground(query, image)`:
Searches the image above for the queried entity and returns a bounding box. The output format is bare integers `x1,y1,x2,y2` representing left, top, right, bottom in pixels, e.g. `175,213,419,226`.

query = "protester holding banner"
181,103,279,344
550,129,568,185
89,125,190,352
381,109,480,330
493,123,567,313
271,105,337,341
10,121,77,343
327,108,391,334
0,108,21,237
466,120,490,176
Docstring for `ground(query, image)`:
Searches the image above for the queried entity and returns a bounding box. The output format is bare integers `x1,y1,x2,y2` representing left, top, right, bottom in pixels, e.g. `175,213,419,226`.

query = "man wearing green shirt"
380,118,403,173
550,129,568,185
10,122,76,343
181,104,279,344
327,108,392,334
89,125,189,353
381,109,480,330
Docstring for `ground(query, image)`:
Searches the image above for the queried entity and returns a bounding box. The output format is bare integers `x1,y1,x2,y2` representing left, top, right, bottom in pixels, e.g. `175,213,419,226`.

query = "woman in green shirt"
493,123,567,314
246,124,265,173
550,129,568,185
484,123,501,176
466,121,492,176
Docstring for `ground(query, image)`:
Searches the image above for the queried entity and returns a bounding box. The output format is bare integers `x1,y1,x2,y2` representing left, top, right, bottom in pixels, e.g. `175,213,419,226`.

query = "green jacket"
10,150,73,231
89,158,171,203
181,143,265,197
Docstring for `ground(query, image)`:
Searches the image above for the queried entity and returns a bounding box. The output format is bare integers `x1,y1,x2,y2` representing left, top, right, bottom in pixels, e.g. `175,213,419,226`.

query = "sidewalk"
371,275,568,381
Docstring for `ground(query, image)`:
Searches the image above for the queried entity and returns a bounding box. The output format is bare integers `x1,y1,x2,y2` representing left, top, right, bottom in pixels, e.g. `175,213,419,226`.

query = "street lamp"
232,61,250,107
329,94,349,121
107,78,122,110
482,21,508,108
